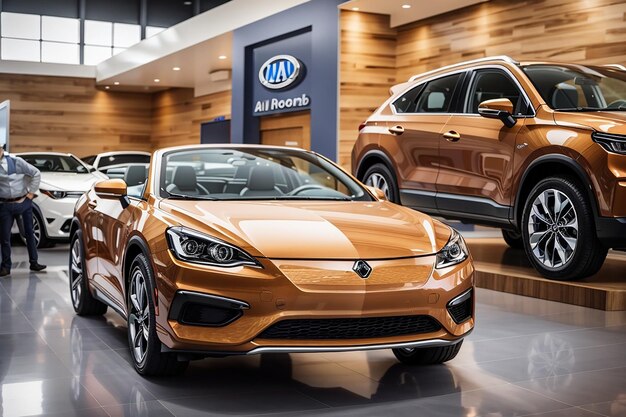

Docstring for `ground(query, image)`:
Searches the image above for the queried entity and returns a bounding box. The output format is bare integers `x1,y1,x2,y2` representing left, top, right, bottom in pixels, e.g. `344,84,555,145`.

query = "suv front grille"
447,289,473,324
258,315,442,340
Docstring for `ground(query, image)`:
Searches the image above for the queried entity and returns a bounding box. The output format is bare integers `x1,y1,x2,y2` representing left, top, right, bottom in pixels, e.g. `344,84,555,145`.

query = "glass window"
98,154,150,168
85,20,113,46
393,85,424,113
113,23,141,48
1,38,40,62
42,41,80,64
20,154,88,173
414,73,462,113
468,70,525,114
84,45,112,65
42,16,79,43
1,12,40,40
146,26,165,38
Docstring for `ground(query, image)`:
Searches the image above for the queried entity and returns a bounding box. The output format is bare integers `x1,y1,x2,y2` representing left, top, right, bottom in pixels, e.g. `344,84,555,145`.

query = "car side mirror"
95,179,130,208
366,186,387,201
478,98,517,128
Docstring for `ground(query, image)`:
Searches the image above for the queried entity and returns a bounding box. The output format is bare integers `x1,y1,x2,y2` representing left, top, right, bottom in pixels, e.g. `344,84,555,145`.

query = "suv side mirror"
478,98,517,128
366,186,388,201
95,179,130,208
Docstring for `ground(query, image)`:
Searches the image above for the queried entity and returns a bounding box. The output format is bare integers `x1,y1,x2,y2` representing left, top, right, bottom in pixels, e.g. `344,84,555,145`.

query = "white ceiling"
339,0,488,27
95,0,488,94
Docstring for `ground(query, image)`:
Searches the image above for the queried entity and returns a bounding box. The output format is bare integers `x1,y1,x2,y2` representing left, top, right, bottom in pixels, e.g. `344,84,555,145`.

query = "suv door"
436,68,530,223
384,72,464,211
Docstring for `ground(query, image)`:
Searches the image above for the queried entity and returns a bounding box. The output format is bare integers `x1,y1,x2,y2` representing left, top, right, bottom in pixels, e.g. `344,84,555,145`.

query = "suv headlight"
592,131,626,155
40,189,67,199
166,226,260,268
436,229,469,269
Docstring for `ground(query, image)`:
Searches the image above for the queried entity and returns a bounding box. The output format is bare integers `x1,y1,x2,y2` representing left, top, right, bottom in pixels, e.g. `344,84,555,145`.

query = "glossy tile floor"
0,245,625,417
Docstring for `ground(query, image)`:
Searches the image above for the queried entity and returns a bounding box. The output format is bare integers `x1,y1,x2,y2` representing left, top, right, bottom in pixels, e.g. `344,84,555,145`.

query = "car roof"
95,151,151,157
15,152,75,157
155,144,309,154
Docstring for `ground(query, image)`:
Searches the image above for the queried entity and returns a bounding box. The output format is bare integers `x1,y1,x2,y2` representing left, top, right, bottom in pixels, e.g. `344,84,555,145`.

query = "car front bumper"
152,250,475,355
36,195,80,240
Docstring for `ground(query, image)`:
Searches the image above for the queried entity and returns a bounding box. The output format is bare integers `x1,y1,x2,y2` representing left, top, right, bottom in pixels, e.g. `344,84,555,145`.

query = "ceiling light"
183,1,192,5
154,78,160,83
351,7,359,11
402,4,411,8
172,66,181,71
104,86,110,89
113,81,120,85
218,55,227,60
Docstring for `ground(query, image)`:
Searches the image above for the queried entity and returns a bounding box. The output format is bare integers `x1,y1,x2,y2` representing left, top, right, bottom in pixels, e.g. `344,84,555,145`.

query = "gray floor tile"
103,400,176,417
580,400,626,417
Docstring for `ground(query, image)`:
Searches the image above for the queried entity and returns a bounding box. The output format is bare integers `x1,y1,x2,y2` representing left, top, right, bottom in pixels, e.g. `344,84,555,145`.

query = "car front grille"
258,315,442,340
447,289,473,324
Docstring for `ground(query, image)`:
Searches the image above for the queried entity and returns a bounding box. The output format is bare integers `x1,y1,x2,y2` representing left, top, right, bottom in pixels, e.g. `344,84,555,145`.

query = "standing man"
0,145,46,276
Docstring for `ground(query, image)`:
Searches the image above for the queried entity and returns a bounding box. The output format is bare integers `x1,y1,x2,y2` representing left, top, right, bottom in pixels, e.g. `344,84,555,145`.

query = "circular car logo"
258,55,302,90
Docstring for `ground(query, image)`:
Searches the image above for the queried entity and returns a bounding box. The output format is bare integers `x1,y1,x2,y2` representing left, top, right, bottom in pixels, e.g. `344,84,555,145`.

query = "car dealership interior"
0,0,625,416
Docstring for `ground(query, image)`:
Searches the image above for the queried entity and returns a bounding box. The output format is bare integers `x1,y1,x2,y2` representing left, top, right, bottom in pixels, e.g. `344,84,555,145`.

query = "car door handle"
388,125,405,135
88,201,98,208
443,131,461,142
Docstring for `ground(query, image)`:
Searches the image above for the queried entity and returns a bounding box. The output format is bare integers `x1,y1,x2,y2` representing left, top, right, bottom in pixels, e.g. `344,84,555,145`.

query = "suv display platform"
352,56,626,280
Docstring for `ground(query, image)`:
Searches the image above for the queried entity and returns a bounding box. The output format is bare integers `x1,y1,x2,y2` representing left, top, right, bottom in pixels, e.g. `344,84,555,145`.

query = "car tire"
521,176,607,281
501,229,524,249
20,210,54,249
69,231,108,316
362,163,400,203
127,253,189,376
392,340,463,365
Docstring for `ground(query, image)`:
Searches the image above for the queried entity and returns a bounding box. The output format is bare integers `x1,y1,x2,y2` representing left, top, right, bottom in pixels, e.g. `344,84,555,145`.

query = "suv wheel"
521,176,607,280
362,163,399,203
501,229,523,249
392,340,463,365
127,253,189,376
69,231,107,316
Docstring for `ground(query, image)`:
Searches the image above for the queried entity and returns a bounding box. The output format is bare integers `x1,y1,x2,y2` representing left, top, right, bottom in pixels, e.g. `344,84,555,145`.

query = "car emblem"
258,55,302,90
352,260,372,279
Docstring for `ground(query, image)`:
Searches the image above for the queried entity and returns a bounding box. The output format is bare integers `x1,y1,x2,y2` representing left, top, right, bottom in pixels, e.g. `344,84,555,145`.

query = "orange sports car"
69,145,474,376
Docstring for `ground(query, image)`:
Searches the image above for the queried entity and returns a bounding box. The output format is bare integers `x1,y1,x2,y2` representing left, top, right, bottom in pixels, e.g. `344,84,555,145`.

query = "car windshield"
159,148,371,201
523,64,626,111
21,154,89,173
98,154,150,168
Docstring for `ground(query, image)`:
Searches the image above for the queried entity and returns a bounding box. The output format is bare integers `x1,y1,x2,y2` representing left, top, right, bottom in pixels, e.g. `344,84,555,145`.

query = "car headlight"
592,131,626,155
40,189,67,199
166,226,260,268
436,229,469,269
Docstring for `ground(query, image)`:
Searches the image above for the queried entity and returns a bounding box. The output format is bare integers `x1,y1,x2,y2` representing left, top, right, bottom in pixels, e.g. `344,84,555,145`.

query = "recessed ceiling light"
172,66,181,71
402,4,411,8
218,55,227,60
154,78,160,83
183,1,192,5
351,7,359,11
104,86,110,89
113,81,120,85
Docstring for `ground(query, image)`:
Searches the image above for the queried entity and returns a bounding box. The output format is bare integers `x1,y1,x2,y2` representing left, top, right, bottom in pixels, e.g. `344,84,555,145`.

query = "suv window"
393,73,462,114
467,70,528,115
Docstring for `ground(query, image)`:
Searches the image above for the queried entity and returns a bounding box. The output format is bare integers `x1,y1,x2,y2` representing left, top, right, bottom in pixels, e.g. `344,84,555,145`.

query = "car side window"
413,73,463,113
392,85,424,113
467,70,529,115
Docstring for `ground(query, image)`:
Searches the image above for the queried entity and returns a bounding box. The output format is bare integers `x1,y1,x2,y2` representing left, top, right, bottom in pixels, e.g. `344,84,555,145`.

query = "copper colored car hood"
553,110,626,135
159,200,450,260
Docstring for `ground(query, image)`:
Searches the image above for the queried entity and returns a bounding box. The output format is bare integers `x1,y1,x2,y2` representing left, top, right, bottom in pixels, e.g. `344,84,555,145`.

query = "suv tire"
127,253,189,376
521,176,607,280
501,229,523,249
69,231,107,316
362,163,400,203
392,340,463,365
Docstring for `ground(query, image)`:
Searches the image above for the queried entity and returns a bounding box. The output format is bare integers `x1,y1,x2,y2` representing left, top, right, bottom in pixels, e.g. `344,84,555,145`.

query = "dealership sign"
253,53,310,116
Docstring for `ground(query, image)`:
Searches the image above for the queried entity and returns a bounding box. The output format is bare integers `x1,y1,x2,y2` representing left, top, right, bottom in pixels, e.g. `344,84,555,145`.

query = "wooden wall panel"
151,88,231,149
339,11,397,169
396,0,626,81
0,74,152,157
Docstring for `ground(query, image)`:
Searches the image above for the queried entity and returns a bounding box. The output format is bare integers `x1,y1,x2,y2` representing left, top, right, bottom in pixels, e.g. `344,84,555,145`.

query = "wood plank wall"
0,74,153,157
339,11,397,169
151,88,231,149
396,0,626,81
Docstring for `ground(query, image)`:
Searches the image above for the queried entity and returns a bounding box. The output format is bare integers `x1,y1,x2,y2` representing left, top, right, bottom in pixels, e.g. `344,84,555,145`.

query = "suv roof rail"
604,64,626,71
408,55,519,82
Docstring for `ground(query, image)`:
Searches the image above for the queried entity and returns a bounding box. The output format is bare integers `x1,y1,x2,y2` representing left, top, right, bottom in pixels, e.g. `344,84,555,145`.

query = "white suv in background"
13,152,106,247
82,151,151,176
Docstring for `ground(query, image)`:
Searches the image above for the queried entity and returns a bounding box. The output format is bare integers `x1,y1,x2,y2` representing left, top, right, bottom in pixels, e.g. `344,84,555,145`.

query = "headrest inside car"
247,165,276,191
552,83,578,109
171,165,198,191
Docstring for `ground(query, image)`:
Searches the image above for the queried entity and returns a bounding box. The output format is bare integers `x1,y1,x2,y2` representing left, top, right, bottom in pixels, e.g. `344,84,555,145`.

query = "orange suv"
352,56,626,281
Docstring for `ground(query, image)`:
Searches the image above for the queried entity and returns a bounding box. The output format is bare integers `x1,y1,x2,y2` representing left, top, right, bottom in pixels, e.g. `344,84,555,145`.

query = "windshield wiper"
161,188,219,200
245,196,352,201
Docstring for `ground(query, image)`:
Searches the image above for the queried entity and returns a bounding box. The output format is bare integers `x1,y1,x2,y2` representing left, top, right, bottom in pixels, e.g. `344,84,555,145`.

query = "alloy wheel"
527,189,578,269
128,267,150,364
365,173,390,199
69,239,83,309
